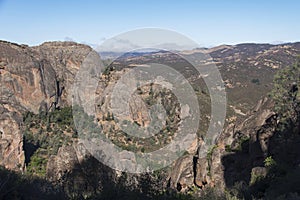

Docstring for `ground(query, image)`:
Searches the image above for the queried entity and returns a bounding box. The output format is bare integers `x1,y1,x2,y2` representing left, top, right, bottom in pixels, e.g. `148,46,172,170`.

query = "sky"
0,0,299,48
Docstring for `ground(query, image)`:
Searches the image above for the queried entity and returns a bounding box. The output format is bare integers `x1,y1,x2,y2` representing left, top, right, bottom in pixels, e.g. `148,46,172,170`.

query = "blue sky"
0,0,299,47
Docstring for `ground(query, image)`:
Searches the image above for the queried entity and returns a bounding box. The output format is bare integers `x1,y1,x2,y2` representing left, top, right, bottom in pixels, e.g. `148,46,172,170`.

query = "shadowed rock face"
0,40,92,171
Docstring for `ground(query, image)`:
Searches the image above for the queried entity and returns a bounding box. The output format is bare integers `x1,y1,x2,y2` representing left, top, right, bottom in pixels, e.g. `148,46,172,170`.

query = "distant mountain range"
100,42,300,110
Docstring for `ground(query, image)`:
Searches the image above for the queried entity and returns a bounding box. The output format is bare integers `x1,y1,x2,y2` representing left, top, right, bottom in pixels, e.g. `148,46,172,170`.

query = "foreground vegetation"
23,107,76,177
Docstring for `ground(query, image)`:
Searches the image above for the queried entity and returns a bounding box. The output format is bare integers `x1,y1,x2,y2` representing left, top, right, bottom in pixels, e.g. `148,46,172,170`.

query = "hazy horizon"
0,0,300,48
0,38,297,51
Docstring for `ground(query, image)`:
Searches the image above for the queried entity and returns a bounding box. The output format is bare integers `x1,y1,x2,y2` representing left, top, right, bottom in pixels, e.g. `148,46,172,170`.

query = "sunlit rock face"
0,40,92,171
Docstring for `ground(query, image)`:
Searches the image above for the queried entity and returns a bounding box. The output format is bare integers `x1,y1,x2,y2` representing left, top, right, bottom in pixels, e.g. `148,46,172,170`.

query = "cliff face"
0,41,92,171
0,105,25,171
0,41,92,113
167,97,276,193
0,41,53,114
34,42,92,107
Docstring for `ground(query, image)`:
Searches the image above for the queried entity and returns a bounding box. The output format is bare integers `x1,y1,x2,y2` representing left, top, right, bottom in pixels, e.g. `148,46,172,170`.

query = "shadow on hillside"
0,155,198,200
23,140,39,165
57,155,197,200
222,138,264,187
0,166,66,200
221,126,300,199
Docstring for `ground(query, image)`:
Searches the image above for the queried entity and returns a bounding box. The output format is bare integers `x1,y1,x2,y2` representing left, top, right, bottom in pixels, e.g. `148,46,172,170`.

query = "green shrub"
225,145,232,152
26,151,47,177
234,136,249,152
264,156,276,168
206,145,218,177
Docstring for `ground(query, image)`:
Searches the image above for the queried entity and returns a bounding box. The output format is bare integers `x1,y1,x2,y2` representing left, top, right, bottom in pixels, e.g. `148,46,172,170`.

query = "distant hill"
102,42,300,111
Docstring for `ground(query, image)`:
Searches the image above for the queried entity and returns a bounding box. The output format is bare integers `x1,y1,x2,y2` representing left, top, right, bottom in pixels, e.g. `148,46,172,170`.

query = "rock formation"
0,40,92,172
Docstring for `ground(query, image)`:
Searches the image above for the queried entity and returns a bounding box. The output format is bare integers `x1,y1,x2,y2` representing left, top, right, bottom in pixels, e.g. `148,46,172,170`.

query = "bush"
264,156,276,168
251,78,260,85
26,151,47,177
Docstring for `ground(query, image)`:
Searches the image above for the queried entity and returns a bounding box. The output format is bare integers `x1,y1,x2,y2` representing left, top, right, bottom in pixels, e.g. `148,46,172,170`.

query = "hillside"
0,40,300,199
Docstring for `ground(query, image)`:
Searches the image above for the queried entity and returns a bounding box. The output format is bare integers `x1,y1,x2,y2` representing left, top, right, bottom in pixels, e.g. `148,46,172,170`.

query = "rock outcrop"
34,41,92,107
0,105,25,171
0,40,92,171
168,97,277,194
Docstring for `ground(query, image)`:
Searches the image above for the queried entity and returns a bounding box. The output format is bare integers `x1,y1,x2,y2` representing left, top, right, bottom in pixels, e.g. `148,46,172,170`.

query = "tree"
270,59,300,129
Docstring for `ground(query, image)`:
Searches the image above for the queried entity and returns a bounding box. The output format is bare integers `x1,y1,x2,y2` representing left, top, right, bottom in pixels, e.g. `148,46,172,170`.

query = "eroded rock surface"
0,41,92,171
0,105,24,171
